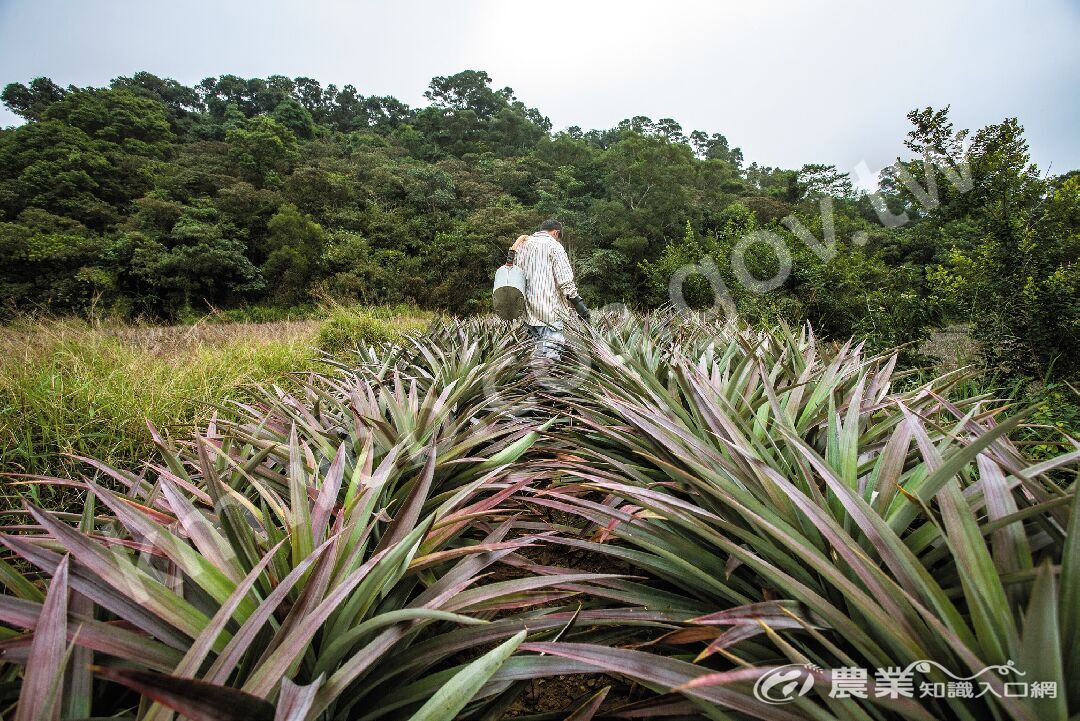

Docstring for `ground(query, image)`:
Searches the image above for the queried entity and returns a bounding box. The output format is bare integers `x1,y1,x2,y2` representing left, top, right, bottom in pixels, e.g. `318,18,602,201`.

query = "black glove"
569,296,590,322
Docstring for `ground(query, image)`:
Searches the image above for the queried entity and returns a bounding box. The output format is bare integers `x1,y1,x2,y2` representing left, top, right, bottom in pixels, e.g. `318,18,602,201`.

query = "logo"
753,664,817,704
749,660,1056,704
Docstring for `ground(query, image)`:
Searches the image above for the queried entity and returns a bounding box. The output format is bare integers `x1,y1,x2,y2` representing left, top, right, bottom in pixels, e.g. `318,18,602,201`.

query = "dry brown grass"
921,323,979,371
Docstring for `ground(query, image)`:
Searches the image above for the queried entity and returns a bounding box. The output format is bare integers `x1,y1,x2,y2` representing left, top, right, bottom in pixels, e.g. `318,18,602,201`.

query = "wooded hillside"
1,70,1075,376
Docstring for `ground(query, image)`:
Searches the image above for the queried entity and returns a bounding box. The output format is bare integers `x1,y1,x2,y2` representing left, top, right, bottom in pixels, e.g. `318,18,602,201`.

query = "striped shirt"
512,231,580,327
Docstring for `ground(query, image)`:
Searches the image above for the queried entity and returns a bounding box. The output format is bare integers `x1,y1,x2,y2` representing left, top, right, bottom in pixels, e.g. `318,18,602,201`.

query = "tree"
0,121,123,228
319,230,415,305
0,67,1073,381
325,84,366,131
578,248,635,303
903,107,1077,376
293,77,327,121
110,72,204,134
654,118,687,144
272,98,315,139
42,88,174,154
424,70,511,119
0,89,174,229
640,219,716,308
112,201,262,315
690,130,743,169
261,203,325,304
797,164,853,199
226,116,298,187
363,95,414,131
600,131,696,242
417,206,534,311
0,209,110,314
1,77,67,121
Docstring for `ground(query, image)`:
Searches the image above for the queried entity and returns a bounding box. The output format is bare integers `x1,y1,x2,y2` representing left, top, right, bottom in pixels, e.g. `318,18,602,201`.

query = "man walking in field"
505,219,590,360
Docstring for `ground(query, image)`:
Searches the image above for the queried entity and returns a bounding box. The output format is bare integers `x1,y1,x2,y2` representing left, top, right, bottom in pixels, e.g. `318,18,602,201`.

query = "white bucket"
492,264,527,320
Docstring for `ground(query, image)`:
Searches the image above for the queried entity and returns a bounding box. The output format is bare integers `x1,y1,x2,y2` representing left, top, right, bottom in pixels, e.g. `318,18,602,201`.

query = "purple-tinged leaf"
158,474,241,581
63,589,93,720
205,534,341,685
93,666,275,721
22,505,209,640
606,694,698,718
978,454,1031,588
15,554,69,721
374,435,437,554
519,642,805,721
690,600,808,625
407,630,525,721
169,540,285,682
275,675,324,721
0,533,188,651
563,685,609,721
243,541,398,697
0,595,182,670
311,443,346,545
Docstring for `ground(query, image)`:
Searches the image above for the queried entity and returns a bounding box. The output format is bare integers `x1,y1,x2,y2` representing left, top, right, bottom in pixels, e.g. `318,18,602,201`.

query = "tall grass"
0,319,319,492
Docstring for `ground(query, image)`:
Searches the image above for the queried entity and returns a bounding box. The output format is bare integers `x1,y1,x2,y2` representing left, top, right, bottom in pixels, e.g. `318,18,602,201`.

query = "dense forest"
0,70,1076,377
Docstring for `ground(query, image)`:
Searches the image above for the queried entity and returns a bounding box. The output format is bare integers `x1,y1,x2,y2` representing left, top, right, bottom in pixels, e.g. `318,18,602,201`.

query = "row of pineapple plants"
1,312,1076,720
524,312,1077,720
0,320,626,720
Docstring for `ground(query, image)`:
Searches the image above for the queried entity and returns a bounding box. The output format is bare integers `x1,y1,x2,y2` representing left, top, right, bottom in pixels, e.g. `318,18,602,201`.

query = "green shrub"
1022,382,1080,459
316,308,397,355
316,305,431,356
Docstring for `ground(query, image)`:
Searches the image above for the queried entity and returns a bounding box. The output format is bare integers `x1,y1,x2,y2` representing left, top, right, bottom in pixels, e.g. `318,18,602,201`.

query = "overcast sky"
1,0,1077,185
